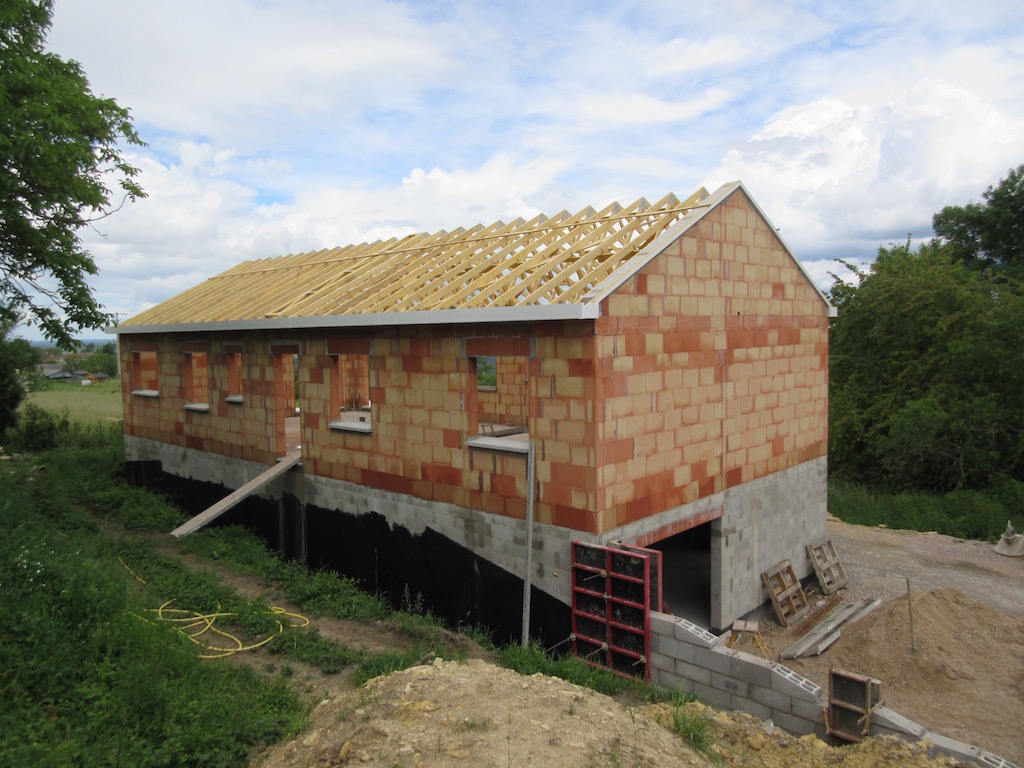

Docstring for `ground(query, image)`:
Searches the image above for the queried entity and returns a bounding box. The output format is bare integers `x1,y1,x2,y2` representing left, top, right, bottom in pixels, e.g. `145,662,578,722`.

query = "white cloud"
16,0,1024,339
709,76,1024,261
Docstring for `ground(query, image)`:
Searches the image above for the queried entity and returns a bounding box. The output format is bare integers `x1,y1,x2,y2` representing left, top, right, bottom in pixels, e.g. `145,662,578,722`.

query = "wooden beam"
170,452,302,538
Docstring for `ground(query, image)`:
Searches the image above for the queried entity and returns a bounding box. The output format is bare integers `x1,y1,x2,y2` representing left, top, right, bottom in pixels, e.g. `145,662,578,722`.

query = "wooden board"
808,538,848,595
170,452,302,537
761,560,810,627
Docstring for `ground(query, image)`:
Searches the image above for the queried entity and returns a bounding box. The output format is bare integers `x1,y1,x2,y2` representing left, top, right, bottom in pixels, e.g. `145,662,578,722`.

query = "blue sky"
28,0,1024,339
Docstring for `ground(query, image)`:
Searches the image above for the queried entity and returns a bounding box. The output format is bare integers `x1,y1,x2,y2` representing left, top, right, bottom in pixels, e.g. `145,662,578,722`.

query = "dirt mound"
253,657,962,768
782,588,1024,763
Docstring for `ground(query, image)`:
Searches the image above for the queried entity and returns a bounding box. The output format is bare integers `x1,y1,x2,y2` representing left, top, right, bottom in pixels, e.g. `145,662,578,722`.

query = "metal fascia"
109,302,599,336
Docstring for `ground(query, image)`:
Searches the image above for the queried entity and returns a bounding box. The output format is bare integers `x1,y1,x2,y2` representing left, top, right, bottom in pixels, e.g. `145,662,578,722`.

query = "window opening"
184,351,209,410
466,354,529,453
225,347,243,403
328,354,372,433
130,350,159,396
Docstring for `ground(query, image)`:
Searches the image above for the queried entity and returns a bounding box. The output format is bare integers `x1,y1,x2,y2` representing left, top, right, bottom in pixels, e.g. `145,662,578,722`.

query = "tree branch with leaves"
0,0,145,348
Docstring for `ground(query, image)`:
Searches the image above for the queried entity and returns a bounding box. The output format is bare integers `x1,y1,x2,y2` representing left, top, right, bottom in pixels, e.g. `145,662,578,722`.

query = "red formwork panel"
616,542,662,614
570,541,651,680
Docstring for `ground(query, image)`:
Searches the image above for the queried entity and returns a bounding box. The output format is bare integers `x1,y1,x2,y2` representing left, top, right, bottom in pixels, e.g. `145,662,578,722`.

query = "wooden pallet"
808,538,848,595
761,560,810,627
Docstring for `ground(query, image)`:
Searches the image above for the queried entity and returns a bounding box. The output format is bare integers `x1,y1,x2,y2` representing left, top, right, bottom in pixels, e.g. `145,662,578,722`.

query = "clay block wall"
477,356,528,427
594,188,829,534
120,189,830,543
120,335,280,466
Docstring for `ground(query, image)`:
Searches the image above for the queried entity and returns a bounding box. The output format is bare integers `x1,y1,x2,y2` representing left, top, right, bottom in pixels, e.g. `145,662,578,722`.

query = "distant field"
26,379,124,423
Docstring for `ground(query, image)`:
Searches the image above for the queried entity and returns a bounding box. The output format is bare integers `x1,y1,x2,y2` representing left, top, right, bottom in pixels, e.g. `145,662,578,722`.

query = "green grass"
828,479,1015,541
1,410,730,764
26,378,124,423
0,430,306,767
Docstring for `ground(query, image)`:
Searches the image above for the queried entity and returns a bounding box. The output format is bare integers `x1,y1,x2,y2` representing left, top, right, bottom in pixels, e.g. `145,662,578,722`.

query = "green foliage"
497,642,650,698
181,527,389,621
829,241,1024,492
831,169,1024,495
269,625,360,674
81,350,119,377
0,318,42,437
828,480,1011,541
0,477,305,766
1,0,145,346
933,164,1024,275
663,700,717,760
5,401,70,451
476,355,497,386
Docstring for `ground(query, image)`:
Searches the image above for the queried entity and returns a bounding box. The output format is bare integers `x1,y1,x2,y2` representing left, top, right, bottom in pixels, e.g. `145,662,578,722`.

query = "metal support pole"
521,440,536,648
905,576,916,653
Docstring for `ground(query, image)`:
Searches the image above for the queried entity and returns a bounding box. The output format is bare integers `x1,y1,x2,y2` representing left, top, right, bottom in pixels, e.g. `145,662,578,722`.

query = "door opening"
649,521,712,627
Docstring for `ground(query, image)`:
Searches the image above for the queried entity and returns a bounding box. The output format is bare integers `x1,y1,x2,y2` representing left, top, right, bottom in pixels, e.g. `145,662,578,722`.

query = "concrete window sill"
328,419,372,434
131,389,160,398
465,435,530,455
225,394,243,404
184,402,210,413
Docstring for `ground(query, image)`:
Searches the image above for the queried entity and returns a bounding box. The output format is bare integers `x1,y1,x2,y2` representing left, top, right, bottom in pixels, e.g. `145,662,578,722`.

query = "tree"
932,164,1024,276
1,0,145,349
829,242,1024,492
0,317,41,438
82,350,117,378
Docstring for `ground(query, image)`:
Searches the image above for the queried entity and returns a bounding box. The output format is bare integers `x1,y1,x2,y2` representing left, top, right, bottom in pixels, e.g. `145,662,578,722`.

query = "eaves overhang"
107,301,601,336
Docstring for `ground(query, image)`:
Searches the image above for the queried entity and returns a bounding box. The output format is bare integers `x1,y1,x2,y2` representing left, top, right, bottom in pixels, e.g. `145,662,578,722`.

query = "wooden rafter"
121,188,711,328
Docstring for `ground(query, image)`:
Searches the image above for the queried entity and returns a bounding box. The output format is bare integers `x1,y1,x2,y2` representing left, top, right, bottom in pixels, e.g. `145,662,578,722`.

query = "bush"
6,402,70,452
828,480,1011,541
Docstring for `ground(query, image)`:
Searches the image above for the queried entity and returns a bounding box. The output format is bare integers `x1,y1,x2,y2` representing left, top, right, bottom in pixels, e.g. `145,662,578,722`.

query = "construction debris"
727,619,771,659
780,598,882,659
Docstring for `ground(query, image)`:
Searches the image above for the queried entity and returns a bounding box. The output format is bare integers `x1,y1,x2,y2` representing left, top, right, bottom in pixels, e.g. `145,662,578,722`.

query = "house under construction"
115,181,833,639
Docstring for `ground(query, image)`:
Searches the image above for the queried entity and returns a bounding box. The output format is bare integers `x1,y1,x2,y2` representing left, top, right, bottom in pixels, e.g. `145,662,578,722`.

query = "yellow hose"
121,557,310,658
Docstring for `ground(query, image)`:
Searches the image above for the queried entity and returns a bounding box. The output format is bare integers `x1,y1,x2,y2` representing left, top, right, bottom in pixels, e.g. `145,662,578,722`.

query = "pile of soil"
253,657,961,768
762,587,1024,764
750,520,1024,765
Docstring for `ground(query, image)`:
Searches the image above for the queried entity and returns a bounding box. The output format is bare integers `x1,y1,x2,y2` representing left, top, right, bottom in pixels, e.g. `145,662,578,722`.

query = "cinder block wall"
649,611,827,736
649,611,1017,767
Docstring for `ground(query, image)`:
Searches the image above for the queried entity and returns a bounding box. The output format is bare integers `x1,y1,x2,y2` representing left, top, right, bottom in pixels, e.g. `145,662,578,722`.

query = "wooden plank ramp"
170,452,302,538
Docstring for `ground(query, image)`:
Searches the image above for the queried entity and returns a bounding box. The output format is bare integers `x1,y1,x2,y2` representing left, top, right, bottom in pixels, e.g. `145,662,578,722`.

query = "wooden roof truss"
121,188,711,329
